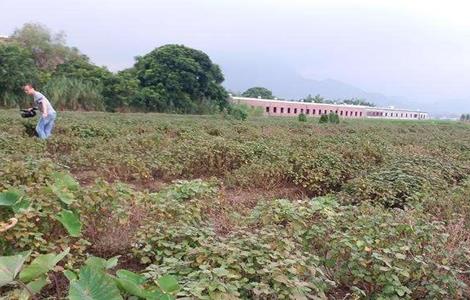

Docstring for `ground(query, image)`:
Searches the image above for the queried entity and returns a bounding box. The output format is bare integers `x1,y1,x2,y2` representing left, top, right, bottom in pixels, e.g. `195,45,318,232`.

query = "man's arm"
41,101,48,117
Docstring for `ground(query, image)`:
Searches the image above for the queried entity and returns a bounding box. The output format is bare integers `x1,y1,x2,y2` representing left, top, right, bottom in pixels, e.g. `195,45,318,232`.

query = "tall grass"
43,77,104,110
0,91,29,108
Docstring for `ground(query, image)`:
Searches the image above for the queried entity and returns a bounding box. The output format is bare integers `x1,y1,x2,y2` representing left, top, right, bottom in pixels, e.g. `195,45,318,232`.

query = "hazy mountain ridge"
222,65,469,116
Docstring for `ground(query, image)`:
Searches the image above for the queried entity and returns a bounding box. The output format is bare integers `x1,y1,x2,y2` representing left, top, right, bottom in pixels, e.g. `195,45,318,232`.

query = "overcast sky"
1,0,470,109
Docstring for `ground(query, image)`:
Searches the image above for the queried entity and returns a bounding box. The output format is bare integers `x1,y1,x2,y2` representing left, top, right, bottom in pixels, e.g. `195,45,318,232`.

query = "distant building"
231,96,429,120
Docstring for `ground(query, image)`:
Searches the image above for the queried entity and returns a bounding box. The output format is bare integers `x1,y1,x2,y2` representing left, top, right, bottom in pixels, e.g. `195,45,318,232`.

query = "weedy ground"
1,110,469,299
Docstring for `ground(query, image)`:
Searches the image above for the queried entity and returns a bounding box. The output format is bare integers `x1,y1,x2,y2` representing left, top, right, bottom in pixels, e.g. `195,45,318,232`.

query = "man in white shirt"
23,83,57,139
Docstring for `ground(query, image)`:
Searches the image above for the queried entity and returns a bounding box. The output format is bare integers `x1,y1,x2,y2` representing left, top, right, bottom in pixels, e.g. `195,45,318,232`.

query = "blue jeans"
36,112,57,139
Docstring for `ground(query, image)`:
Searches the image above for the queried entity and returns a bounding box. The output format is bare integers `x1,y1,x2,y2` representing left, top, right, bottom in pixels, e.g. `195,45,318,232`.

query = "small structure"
231,96,429,120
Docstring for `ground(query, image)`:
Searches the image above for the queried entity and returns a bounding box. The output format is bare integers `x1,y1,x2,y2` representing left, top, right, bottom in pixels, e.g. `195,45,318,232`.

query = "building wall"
231,96,428,120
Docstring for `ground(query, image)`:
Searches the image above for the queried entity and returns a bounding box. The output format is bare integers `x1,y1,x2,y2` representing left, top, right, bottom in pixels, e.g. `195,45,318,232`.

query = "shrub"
319,114,329,123
298,113,307,122
328,112,340,124
226,104,248,121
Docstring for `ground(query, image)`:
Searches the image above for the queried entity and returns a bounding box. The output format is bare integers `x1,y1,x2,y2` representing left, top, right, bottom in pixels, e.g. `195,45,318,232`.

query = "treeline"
461,114,470,122
235,87,375,107
302,94,375,106
0,23,228,113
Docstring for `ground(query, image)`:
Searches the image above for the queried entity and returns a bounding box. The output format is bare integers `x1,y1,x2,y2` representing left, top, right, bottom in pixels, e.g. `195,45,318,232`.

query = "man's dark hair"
24,83,35,89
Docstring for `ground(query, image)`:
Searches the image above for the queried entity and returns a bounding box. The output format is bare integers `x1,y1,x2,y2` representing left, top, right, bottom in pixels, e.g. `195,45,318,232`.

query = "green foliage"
133,44,228,113
241,86,274,99
68,265,123,300
0,249,68,298
19,248,69,282
0,111,469,298
43,76,105,110
102,70,140,112
303,94,324,103
319,114,328,123
2,25,230,113
328,112,340,124
342,97,375,107
298,112,307,122
0,251,30,287
0,43,38,107
56,210,82,237
226,104,248,121
0,189,30,213
11,23,83,71
342,156,468,208
66,255,180,300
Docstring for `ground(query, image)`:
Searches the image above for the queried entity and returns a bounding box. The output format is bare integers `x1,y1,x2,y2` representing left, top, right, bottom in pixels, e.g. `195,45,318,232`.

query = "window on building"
294,108,297,114
306,109,310,114
414,114,418,118
359,112,363,117
355,111,358,117
266,107,270,113
340,111,343,116
287,107,291,114
301,108,304,113
280,107,284,113
345,111,348,116
273,107,277,113
318,109,321,115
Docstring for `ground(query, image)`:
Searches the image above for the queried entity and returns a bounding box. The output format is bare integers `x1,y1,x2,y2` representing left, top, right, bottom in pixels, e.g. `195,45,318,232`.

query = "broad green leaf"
12,197,30,213
105,256,120,270
0,190,21,207
51,185,75,205
156,275,179,294
115,269,148,298
52,172,79,190
85,257,107,271
51,172,79,204
85,256,119,271
19,275,49,300
115,277,147,298
56,210,82,237
19,248,69,283
64,270,78,282
144,289,166,300
116,269,146,285
68,266,123,300
0,251,30,287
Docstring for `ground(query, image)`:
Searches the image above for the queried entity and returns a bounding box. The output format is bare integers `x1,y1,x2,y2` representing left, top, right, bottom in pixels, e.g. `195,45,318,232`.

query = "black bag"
20,108,37,118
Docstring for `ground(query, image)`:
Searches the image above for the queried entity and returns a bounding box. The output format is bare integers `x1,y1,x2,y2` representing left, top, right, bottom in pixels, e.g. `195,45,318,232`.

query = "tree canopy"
0,24,230,113
242,87,274,99
12,23,84,71
133,44,228,113
303,94,324,103
0,43,38,107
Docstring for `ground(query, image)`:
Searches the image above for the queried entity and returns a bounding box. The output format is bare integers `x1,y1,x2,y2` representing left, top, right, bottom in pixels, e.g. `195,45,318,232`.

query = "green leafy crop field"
1,110,469,299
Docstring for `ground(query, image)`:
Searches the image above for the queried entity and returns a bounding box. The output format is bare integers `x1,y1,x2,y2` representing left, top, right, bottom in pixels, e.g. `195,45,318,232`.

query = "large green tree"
133,44,228,113
102,70,140,112
242,87,274,99
0,43,38,107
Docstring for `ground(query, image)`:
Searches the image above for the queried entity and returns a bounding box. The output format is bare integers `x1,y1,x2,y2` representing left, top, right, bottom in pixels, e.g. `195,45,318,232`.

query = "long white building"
231,96,429,120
